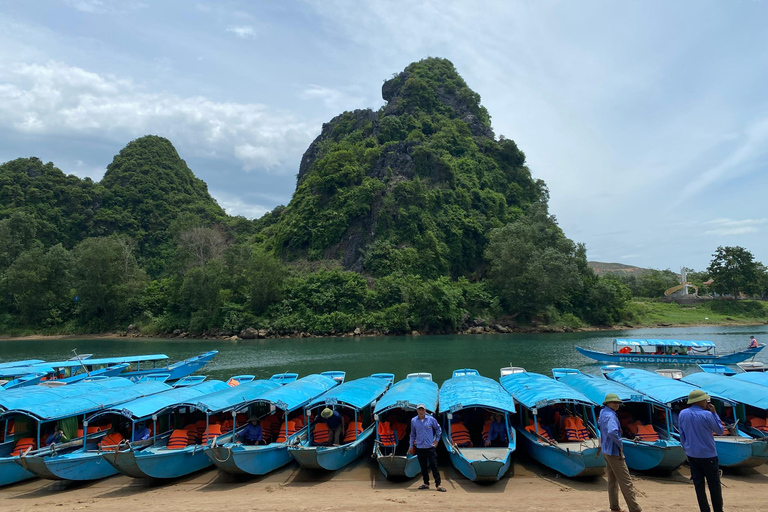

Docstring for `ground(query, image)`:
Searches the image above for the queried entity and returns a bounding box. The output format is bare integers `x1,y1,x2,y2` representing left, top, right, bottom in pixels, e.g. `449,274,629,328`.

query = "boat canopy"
307,376,391,411
556,371,655,406
732,373,768,387
616,339,715,348
90,380,228,420
183,379,283,413
3,381,170,420
0,377,135,413
499,372,591,409
252,374,339,412
682,373,768,410
374,375,439,414
440,373,516,413
606,368,711,405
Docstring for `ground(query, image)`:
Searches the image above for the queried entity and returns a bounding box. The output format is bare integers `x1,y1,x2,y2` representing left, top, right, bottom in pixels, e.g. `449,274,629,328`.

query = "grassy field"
628,299,768,327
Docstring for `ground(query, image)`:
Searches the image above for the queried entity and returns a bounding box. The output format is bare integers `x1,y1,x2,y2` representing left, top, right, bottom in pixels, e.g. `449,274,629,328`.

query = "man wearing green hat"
678,389,724,512
598,393,642,512
320,407,344,446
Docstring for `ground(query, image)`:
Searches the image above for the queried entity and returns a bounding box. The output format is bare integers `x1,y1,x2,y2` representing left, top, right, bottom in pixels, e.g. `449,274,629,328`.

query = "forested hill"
0,58,632,336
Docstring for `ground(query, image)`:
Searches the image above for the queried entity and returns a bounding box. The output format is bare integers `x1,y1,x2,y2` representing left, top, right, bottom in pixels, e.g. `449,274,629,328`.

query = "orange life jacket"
747,417,768,434
312,422,330,445
293,415,305,429
10,437,36,456
619,347,632,354
378,422,397,447
450,422,473,447
202,423,223,444
221,420,234,432
633,423,660,442
167,429,190,450
525,420,553,442
391,421,407,441
195,420,207,439
482,420,492,444
260,413,280,441
183,424,199,444
99,431,125,451
344,421,363,443
563,416,590,441
276,421,298,443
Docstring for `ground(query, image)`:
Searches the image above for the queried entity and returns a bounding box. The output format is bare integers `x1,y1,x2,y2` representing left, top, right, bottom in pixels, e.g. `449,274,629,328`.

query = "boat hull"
376,452,421,479
622,440,686,472
516,428,605,478
19,451,118,481
102,447,212,479
0,457,35,487
442,432,513,482
205,443,294,476
576,346,763,365
288,429,374,471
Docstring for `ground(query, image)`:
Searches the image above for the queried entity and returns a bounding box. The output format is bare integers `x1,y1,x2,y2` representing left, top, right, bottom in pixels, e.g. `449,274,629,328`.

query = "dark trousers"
688,456,722,512
416,447,440,486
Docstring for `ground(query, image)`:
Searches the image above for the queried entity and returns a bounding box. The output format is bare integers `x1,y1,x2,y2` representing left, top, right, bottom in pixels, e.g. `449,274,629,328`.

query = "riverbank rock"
353,327,362,336
258,329,268,338
239,327,258,339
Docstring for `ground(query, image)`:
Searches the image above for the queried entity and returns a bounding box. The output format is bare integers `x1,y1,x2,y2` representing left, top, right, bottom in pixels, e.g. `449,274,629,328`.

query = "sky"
1,0,767,272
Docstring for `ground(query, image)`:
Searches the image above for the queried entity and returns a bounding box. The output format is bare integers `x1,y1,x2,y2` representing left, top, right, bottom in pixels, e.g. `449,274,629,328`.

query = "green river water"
2,325,767,383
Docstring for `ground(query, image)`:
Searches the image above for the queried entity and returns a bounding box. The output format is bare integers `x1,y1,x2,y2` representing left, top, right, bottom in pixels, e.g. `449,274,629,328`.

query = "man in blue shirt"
237,416,264,445
598,393,642,512
678,390,724,512
484,413,508,447
409,404,445,492
133,422,151,442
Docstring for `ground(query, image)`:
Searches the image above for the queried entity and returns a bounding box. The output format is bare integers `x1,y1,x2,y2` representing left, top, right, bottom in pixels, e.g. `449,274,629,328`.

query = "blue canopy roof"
616,338,715,348
307,376,391,410
183,379,282,413
4,380,170,420
605,368,707,405
500,372,591,409
439,372,515,413
682,373,768,410
556,373,655,406
732,372,768,387
0,378,135,413
251,374,339,412
375,376,439,414
90,380,228,420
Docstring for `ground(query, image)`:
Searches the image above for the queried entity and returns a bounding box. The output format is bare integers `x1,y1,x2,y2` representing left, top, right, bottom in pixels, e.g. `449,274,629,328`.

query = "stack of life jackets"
344,421,364,443
626,420,660,442
450,422,473,447
525,419,553,442
167,429,191,450
275,421,298,443
391,420,407,441
10,438,36,456
377,421,397,448
563,416,590,442
747,416,768,434
202,423,223,444
312,422,330,445
99,431,125,452
183,424,200,445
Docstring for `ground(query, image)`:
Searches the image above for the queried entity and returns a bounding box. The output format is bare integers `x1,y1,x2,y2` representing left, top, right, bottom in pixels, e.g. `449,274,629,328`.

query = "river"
2,325,766,382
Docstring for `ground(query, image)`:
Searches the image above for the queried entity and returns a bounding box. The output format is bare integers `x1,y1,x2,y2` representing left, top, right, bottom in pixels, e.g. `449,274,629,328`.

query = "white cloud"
0,60,317,173
63,0,146,13
226,26,257,39
211,190,271,219
300,84,365,111
702,218,768,236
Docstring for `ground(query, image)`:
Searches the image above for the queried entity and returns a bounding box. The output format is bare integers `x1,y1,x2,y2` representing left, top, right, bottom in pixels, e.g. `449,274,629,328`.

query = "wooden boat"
552,368,686,472
604,367,768,468
438,369,516,483
205,372,344,475
102,374,291,479
500,369,603,478
18,380,227,481
576,338,764,365
1,378,167,486
681,372,768,449
736,361,767,373
373,373,439,479
287,373,393,471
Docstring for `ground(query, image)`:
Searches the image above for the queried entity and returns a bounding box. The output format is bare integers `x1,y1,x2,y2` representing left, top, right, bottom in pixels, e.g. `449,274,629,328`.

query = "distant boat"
576,339,764,365
373,373,438,480
552,368,686,472
439,369,516,483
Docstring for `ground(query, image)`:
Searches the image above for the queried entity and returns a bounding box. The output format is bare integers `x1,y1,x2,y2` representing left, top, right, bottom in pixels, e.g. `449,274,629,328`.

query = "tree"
707,246,761,298
178,226,227,271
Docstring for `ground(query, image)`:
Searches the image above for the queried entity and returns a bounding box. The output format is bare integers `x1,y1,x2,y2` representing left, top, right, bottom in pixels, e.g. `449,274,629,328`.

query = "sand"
1,455,765,512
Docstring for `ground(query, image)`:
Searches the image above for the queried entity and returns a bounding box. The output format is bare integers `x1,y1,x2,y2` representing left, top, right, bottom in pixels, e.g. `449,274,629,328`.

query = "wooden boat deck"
457,447,510,461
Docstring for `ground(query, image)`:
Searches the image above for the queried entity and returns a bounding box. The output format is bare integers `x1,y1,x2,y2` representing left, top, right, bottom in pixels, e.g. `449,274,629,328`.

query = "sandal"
437,486,447,492
418,484,429,490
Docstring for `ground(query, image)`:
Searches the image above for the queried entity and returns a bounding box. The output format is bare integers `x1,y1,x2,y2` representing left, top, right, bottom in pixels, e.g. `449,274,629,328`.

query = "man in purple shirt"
598,393,642,512
678,390,724,512
409,404,445,492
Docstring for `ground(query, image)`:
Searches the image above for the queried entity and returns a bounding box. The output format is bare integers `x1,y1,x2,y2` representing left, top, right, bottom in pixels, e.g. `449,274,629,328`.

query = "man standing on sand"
678,390,724,512
598,393,642,512
409,404,446,492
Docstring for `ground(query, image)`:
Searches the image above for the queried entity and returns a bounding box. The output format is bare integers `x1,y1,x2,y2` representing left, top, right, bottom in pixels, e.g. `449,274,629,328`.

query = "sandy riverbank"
1,456,765,512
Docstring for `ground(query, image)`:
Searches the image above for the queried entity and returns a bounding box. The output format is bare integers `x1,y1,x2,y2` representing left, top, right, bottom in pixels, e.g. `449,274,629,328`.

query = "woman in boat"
484,413,508,447
749,336,758,348
237,416,265,446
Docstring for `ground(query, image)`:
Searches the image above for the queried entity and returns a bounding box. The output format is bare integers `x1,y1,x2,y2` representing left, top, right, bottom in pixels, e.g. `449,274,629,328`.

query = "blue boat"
732,372,768,387
21,380,228,481
0,378,139,486
604,367,767,468
552,368,685,472
681,372,768,451
576,339,764,365
1,378,167,486
287,373,393,471
205,372,344,475
438,369,516,483
698,364,737,376
500,369,603,478
0,372,49,390
373,373,439,480
102,373,292,479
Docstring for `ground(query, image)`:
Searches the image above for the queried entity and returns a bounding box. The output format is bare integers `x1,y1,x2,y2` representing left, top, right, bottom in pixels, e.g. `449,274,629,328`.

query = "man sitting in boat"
237,416,265,446
484,413,508,447
133,422,151,442
749,336,759,348
45,424,68,446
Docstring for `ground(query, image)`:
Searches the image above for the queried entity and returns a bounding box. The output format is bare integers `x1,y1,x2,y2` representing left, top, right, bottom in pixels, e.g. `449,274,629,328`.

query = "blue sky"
1,0,767,271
